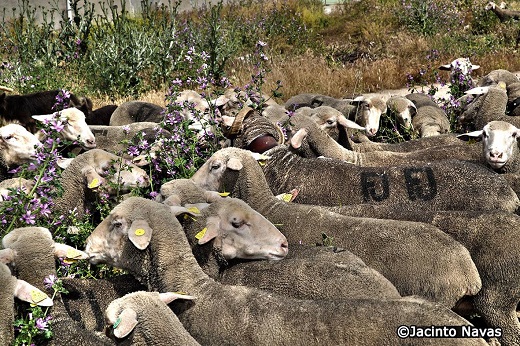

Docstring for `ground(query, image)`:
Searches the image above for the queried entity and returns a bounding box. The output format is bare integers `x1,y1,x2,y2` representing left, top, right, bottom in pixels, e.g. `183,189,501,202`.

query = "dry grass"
91,0,520,106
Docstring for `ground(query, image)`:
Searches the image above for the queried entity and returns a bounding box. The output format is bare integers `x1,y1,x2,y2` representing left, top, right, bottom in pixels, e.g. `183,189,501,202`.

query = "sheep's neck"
138,221,212,294
229,155,281,209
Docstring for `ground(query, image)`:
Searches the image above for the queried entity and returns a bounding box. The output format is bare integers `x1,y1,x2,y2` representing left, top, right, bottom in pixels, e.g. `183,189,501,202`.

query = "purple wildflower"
35,316,52,331
44,274,57,289
21,210,36,225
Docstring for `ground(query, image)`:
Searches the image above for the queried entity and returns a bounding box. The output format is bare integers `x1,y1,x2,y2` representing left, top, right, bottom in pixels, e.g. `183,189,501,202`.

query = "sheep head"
105,291,195,339
189,198,288,260
79,149,150,193
0,124,41,166
349,96,387,136
33,108,96,149
458,120,519,170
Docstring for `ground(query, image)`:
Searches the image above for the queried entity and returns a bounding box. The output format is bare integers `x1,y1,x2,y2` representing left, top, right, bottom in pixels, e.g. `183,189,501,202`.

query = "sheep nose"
489,151,503,159
367,128,377,136
280,239,289,255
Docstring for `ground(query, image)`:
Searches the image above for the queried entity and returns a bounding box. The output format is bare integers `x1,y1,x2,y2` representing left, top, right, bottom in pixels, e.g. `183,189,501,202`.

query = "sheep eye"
326,120,334,125
3,135,13,140
112,221,123,229
210,163,221,170
231,218,243,228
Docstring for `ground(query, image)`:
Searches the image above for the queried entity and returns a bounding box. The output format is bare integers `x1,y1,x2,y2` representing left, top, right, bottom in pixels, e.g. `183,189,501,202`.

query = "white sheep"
85,196,487,346
412,104,451,137
1,226,112,345
33,107,96,150
439,57,480,81
0,262,53,345
386,95,417,129
0,123,41,182
105,291,200,345
191,147,485,308
458,120,520,173
53,149,150,219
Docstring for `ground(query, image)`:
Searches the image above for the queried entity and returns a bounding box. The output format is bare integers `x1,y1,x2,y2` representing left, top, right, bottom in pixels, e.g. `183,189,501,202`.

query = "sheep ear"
32,113,57,122
204,190,223,202
128,219,153,250
54,243,88,261
221,115,235,127
0,248,16,264
159,292,196,304
439,64,452,71
472,64,480,70
82,167,105,189
337,116,366,130
113,308,138,339
290,128,308,149
163,194,182,207
196,216,220,245
227,157,243,171
14,279,53,306
57,158,74,169
465,86,489,95
457,130,483,142
212,95,230,107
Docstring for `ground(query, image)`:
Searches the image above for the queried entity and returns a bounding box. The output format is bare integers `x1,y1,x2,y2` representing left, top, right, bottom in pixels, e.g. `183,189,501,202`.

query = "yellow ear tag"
174,291,187,295
187,207,200,214
135,229,146,236
88,178,100,189
218,192,230,197
195,227,207,240
258,160,266,166
30,290,48,304
66,248,82,259
281,193,293,203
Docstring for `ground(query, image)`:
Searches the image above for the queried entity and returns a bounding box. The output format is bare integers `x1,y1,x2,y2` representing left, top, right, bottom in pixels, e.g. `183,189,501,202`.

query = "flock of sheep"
1,55,520,346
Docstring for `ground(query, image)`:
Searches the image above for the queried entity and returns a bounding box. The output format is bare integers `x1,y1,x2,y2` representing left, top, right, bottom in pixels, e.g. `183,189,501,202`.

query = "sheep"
386,95,417,129
105,291,200,345
405,92,439,108
159,178,223,203
485,2,520,22
411,104,451,137
158,183,400,301
328,205,520,346
439,57,480,85
191,147,483,308
0,89,93,133
0,123,41,182
458,120,520,174
222,108,285,153
32,107,97,150
58,274,146,332
477,69,519,87
173,196,401,301
284,93,387,137
86,196,488,346
0,262,53,345
292,111,485,163
459,81,516,131
89,122,170,160
53,148,150,219
399,93,452,138
226,106,364,154
86,104,118,125
109,100,165,126
1,226,113,345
